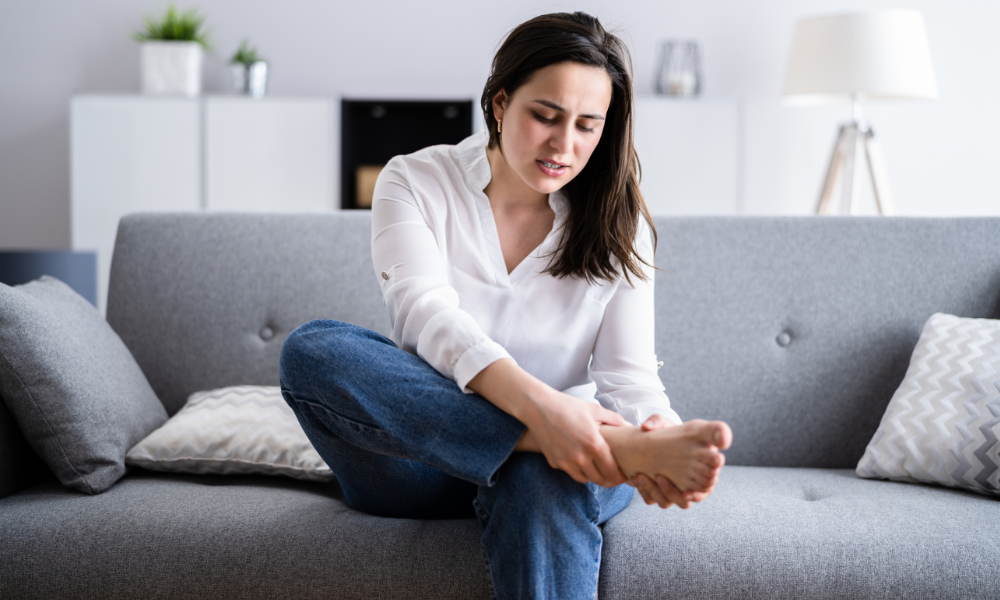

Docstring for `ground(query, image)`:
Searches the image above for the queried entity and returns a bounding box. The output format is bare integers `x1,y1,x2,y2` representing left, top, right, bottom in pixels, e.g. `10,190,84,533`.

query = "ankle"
600,424,641,452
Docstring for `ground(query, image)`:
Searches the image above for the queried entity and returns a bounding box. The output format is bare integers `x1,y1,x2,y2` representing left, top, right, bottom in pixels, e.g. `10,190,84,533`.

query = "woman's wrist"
466,358,556,425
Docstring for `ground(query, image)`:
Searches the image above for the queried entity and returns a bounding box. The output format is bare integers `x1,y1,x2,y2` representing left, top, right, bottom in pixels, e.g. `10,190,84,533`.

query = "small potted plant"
133,4,212,97
230,40,268,99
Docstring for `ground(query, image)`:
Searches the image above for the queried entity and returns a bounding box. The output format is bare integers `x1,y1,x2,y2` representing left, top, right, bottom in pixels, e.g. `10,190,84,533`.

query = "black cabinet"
340,99,475,209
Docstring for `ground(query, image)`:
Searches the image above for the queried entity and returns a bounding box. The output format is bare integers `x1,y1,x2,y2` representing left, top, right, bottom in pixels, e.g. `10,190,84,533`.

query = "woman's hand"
519,392,629,488
467,359,629,488
629,414,716,509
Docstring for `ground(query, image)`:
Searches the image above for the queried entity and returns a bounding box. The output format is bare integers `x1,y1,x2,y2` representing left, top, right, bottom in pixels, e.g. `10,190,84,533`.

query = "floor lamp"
782,10,938,215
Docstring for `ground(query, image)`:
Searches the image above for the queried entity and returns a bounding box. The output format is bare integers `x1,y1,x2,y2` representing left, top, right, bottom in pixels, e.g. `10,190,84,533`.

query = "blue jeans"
278,320,634,600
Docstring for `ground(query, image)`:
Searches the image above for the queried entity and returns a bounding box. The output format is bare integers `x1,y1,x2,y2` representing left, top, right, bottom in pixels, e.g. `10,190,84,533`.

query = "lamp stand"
816,98,896,215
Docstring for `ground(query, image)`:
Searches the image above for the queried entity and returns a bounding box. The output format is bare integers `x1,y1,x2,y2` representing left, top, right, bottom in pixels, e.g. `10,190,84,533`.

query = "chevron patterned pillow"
857,313,1000,497
125,385,334,482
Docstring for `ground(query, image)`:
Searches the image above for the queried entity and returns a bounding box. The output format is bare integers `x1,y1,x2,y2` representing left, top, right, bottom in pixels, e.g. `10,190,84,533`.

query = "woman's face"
492,61,613,196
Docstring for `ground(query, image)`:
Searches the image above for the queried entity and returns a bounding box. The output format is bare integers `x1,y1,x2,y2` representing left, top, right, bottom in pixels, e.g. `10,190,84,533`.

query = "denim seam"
473,497,499,600
292,396,393,438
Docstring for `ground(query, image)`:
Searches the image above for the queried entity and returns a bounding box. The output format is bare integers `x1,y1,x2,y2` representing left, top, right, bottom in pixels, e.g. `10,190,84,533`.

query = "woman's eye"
533,113,555,124
578,124,596,133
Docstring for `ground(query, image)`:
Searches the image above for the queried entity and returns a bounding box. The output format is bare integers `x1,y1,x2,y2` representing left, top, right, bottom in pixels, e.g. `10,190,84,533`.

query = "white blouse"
371,131,681,427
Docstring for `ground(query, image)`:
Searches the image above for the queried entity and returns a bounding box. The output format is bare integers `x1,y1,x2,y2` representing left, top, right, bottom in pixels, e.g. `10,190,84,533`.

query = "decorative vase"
141,41,203,97
655,41,702,97
230,61,268,98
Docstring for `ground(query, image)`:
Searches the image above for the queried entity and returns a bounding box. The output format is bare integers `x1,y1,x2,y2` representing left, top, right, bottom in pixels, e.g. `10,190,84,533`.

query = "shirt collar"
457,130,493,192
456,130,570,218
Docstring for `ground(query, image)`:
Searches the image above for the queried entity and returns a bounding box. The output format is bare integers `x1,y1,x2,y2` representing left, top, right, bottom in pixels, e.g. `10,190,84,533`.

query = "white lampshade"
783,10,938,105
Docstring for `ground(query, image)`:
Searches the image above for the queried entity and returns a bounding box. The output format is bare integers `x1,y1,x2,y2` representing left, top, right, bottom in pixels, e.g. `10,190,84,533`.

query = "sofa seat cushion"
0,471,490,600
4,467,998,600
600,467,1000,600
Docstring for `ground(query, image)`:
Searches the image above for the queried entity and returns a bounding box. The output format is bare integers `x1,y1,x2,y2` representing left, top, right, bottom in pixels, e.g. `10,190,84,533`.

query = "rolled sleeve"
372,157,509,388
452,339,513,393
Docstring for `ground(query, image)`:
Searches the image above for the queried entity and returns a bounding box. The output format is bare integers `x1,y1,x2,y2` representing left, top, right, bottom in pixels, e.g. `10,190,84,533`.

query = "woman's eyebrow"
531,99,605,121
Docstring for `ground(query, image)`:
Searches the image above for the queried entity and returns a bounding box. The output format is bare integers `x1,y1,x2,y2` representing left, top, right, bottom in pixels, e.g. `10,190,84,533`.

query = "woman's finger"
638,485,657,505
632,476,655,505
566,465,592,485
578,455,614,487
636,474,672,508
655,475,692,509
593,405,627,427
640,413,670,431
592,459,626,488
591,441,627,487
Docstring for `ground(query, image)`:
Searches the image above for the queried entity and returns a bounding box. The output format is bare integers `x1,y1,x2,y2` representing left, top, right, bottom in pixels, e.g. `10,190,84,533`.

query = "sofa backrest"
107,213,1000,469
107,212,389,418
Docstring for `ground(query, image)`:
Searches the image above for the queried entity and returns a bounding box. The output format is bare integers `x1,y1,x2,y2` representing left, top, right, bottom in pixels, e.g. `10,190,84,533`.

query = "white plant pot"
141,42,203,96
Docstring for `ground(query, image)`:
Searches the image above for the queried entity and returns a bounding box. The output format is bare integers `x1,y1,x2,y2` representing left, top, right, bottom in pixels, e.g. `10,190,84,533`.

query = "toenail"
714,430,722,445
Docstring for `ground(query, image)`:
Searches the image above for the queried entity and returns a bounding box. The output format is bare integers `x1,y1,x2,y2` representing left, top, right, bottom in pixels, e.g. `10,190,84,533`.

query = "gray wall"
2,0,998,250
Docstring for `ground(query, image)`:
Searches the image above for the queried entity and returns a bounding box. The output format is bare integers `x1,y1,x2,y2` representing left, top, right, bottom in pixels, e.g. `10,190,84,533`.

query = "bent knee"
279,320,350,382
279,320,392,388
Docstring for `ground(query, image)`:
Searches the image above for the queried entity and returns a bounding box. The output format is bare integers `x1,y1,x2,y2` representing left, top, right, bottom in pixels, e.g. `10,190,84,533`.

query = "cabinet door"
71,96,201,313
634,97,742,215
205,97,334,212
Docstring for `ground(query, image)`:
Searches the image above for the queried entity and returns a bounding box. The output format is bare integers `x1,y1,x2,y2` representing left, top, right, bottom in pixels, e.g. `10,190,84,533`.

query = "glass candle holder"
655,41,702,97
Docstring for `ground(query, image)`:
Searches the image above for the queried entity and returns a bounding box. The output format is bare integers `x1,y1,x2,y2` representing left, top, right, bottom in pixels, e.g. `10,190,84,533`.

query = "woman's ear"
491,90,508,122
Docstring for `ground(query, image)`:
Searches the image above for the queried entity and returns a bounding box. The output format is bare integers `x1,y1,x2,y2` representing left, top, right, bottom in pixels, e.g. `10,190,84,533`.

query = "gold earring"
497,119,502,134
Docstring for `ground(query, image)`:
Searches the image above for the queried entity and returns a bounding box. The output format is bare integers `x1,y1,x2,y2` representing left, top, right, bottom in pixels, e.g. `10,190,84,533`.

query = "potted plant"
133,4,212,97
230,40,268,99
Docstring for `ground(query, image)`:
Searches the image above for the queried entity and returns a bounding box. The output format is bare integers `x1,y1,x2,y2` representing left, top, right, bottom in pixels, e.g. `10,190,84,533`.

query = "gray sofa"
2,212,999,599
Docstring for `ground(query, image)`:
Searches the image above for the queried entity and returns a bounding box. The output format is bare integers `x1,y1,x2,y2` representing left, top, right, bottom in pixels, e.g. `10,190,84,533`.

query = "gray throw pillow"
857,312,1000,497
0,276,167,494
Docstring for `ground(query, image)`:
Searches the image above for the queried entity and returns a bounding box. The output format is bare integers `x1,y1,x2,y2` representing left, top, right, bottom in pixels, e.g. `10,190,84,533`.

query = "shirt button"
381,271,390,280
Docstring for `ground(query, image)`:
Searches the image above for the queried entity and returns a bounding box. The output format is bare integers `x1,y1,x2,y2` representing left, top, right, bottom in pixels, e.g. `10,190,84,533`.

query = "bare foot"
601,419,732,493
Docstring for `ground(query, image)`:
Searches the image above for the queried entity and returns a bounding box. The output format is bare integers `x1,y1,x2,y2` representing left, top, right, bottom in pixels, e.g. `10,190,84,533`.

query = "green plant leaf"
230,38,263,65
132,3,213,49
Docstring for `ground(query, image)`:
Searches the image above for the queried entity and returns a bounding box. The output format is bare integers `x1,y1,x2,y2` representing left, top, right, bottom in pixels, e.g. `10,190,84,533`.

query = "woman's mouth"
536,159,568,177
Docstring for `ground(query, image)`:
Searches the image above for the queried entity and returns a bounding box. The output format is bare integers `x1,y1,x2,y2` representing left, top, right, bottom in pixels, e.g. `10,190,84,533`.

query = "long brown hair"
481,11,654,284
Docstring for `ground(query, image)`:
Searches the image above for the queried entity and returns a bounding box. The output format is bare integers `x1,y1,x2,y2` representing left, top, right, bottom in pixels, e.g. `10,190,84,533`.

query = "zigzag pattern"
126,385,335,482
857,313,1000,497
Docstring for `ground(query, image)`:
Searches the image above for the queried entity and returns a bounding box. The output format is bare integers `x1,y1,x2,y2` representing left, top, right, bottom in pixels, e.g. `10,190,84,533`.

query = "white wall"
2,0,998,249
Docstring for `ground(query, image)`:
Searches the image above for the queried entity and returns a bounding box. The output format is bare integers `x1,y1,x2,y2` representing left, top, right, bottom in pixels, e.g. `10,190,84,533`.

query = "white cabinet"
71,96,201,314
205,97,333,212
71,95,334,312
633,97,742,215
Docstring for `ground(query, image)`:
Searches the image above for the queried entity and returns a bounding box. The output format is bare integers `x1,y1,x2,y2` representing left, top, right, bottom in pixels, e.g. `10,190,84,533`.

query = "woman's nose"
549,125,572,155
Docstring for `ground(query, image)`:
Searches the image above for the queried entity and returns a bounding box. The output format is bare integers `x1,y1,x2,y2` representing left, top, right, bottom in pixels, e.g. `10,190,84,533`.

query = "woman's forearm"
465,358,553,426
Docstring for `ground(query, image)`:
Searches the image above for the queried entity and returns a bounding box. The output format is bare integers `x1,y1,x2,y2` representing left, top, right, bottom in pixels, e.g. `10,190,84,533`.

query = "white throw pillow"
857,313,1000,497
126,385,334,482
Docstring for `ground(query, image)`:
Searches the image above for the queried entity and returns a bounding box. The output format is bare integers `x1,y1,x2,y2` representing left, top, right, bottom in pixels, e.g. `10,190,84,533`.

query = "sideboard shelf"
70,94,334,312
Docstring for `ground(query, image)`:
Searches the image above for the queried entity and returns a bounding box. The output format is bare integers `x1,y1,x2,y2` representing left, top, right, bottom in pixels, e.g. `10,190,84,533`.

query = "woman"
279,11,732,600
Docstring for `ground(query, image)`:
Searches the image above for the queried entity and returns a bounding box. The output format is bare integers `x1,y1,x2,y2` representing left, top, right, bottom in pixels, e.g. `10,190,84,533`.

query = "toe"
687,473,712,493
696,446,722,468
711,421,733,449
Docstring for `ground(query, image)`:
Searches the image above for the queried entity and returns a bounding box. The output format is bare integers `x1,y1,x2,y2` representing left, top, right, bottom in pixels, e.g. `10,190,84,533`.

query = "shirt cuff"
630,402,683,427
453,339,513,394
